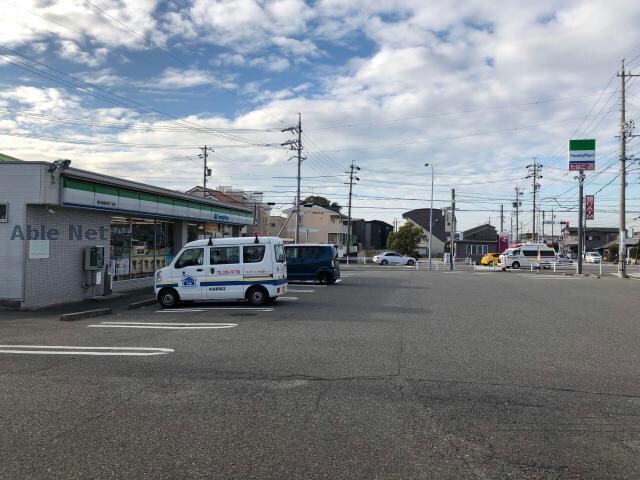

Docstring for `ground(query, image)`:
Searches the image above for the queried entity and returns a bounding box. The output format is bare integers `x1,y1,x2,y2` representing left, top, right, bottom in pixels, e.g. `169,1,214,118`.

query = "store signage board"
568,139,595,171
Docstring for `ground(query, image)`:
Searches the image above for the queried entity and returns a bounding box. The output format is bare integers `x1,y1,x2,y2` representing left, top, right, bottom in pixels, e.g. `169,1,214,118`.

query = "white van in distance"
500,243,557,269
154,236,287,308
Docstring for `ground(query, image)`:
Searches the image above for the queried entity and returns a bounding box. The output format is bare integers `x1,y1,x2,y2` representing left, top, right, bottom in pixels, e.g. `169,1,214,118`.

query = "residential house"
402,208,446,256
600,235,640,263
353,219,393,251
279,204,351,254
561,226,618,257
453,224,499,263
188,186,273,237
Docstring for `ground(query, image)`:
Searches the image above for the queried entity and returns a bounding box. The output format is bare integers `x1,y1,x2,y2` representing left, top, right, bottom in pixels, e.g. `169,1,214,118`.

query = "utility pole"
542,210,545,241
526,159,543,242
345,161,360,263
500,204,504,233
513,186,522,243
450,188,455,271
551,208,555,246
425,163,435,270
281,114,304,243
616,60,639,277
510,215,513,244
198,146,214,197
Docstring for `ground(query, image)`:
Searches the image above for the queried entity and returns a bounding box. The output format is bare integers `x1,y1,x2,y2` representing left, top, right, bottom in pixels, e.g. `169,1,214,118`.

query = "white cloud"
3,1,640,229
58,40,109,67
249,55,290,72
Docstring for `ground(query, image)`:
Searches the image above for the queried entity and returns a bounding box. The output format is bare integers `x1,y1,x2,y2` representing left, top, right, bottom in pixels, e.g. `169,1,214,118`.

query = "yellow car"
480,253,501,266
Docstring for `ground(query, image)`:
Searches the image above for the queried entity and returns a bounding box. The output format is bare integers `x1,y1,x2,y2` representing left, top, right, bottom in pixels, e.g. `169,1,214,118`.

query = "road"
1,268,640,479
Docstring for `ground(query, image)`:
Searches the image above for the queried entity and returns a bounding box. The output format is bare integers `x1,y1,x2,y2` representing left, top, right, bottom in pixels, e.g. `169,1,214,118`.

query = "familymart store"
0,159,253,309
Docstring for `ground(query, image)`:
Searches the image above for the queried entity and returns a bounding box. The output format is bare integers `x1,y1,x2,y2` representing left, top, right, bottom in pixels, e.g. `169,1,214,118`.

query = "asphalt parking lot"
1,267,640,479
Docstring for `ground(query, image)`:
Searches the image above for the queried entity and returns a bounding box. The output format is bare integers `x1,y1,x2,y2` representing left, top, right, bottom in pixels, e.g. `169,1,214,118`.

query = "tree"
386,223,425,256
301,196,342,211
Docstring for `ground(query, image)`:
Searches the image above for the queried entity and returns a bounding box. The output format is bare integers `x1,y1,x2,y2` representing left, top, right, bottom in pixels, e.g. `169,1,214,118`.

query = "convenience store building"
0,155,253,309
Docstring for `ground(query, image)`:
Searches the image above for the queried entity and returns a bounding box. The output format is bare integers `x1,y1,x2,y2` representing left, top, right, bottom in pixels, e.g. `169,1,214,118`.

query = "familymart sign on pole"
568,139,596,171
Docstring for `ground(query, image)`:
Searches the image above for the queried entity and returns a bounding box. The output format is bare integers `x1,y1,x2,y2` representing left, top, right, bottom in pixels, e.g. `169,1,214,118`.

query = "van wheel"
512,261,520,269
318,272,331,284
381,259,388,265
158,288,179,308
246,286,268,306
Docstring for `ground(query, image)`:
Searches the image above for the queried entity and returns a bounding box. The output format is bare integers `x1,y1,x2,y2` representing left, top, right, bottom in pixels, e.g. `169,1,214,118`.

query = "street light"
425,163,434,270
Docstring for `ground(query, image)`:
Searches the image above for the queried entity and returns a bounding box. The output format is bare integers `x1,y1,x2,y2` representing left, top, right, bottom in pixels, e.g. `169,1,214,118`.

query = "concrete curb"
60,308,112,321
128,298,157,310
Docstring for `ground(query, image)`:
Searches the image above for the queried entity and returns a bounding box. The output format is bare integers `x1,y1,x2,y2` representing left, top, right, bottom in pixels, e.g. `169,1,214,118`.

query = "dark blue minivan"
284,244,340,284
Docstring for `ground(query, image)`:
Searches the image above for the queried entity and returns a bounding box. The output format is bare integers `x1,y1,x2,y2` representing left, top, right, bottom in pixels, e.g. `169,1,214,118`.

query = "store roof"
0,154,251,213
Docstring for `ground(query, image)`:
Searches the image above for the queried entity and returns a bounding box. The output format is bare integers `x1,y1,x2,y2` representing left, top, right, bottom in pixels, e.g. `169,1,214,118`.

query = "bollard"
599,258,602,276
553,262,556,273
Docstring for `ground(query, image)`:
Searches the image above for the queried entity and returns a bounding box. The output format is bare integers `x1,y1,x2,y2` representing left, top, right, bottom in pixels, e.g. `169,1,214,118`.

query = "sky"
1,0,640,234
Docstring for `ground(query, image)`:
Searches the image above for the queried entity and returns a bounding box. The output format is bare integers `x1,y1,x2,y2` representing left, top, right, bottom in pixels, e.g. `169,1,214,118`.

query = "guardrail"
416,258,474,271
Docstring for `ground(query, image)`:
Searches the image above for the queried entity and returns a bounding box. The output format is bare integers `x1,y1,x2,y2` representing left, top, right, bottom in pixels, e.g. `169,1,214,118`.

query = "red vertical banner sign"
585,195,595,220
499,235,509,253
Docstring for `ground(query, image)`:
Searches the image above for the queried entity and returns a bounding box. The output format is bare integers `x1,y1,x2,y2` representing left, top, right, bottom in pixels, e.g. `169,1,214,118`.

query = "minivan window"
175,248,204,268
301,247,324,259
285,247,297,260
210,246,240,265
243,245,265,263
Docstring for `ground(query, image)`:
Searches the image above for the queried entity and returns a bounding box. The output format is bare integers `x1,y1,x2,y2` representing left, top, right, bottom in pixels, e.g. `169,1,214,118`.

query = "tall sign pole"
450,189,455,271
577,171,585,274
569,138,596,274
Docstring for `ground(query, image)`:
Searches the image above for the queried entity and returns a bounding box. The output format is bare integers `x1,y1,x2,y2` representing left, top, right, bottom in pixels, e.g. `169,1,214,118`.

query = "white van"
154,236,287,308
500,243,557,269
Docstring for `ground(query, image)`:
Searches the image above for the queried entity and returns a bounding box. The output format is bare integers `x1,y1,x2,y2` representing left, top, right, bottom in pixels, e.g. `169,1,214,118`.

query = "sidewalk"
0,287,156,321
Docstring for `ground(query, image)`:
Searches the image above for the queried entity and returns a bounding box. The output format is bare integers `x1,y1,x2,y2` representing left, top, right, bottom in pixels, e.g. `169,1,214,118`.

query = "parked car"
372,251,416,266
284,244,340,284
585,251,602,263
154,236,287,308
480,253,501,266
500,243,556,269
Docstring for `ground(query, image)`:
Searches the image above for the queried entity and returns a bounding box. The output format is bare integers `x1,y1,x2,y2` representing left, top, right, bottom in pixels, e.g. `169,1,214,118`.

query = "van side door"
172,247,206,300
285,247,301,279
204,245,242,299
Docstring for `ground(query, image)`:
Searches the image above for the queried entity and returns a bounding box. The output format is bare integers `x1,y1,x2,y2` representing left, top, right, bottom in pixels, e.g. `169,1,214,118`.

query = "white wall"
0,163,52,301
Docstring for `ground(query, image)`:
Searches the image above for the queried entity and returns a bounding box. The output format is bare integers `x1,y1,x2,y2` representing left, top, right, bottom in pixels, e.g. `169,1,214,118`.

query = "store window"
110,217,131,281
155,220,176,271
111,216,178,281
131,218,156,278
187,223,203,242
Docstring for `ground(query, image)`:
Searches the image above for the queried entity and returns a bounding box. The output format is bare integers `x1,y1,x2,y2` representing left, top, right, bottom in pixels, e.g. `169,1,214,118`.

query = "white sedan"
373,251,416,266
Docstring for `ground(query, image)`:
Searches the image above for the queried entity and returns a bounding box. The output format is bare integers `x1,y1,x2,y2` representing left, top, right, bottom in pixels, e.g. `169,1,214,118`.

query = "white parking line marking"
278,296,299,301
0,345,174,356
335,279,343,283
523,275,580,279
157,307,274,313
287,289,315,293
90,322,237,330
